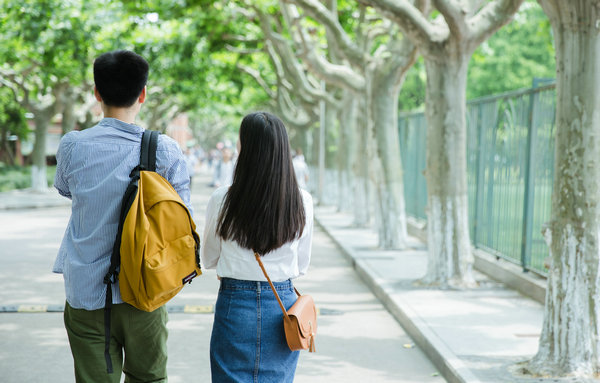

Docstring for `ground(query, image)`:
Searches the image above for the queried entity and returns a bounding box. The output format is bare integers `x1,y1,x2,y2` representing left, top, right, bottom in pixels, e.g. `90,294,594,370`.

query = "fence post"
520,88,539,272
318,81,326,205
416,116,427,219
473,104,485,245
484,104,502,247
398,117,408,213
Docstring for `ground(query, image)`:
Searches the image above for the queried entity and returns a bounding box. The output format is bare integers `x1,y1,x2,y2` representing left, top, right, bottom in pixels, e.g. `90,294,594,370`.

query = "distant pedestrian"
185,147,198,190
293,147,309,190
201,112,314,382
212,146,235,188
54,50,192,382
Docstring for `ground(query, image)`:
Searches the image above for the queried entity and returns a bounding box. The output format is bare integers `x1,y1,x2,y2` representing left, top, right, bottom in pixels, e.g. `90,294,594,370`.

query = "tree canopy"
0,0,555,154
398,0,555,111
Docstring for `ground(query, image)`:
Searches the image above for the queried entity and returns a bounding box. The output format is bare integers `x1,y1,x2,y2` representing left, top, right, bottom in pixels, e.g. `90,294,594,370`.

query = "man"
54,50,192,382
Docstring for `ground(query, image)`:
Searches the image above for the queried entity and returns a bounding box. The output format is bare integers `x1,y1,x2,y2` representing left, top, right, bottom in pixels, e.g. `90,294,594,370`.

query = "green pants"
64,302,168,383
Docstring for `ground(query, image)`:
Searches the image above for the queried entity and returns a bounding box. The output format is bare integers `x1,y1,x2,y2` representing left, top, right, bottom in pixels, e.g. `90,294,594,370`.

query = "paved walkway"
0,173,442,382
0,187,71,210
2,174,599,382
315,207,600,383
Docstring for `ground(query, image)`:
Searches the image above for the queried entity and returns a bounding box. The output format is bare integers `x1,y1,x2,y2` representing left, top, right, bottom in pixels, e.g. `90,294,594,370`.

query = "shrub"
0,164,56,192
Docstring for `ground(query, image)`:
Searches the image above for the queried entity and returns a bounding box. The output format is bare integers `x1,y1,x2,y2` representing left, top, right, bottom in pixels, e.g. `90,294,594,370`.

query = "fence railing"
399,83,556,275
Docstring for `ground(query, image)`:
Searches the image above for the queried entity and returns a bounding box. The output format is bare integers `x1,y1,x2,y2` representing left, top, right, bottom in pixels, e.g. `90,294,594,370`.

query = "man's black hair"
93,50,149,108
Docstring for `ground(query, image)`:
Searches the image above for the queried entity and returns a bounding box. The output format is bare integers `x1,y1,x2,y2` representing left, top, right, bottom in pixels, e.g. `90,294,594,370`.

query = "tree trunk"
61,87,78,135
31,114,50,192
146,115,161,132
323,104,337,205
61,103,77,134
524,1,600,376
368,66,408,249
353,98,371,227
337,93,357,212
290,126,309,158
422,55,475,287
311,121,320,180
0,124,15,165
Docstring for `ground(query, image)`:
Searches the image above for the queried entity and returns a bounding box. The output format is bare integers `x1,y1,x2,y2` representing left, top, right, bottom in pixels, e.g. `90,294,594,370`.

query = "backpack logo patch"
183,270,198,285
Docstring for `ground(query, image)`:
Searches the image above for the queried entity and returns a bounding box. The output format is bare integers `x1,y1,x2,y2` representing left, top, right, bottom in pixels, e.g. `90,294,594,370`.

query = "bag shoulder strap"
105,129,159,284
255,253,289,318
254,253,301,318
102,129,159,373
140,130,159,172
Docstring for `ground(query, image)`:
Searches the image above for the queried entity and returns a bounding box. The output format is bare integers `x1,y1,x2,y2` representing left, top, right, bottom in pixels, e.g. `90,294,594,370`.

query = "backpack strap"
140,130,158,172
102,129,158,373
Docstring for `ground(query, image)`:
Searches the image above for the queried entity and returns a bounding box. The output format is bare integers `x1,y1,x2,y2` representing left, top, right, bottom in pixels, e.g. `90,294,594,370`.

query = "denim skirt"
210,277,300,383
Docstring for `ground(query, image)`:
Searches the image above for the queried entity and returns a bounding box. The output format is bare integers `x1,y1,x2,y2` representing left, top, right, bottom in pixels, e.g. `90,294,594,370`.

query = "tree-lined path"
0,171,444,383
3,0,600,380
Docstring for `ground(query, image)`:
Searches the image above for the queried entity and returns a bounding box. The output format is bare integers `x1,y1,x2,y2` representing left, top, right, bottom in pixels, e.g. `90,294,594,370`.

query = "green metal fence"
399,83,556,275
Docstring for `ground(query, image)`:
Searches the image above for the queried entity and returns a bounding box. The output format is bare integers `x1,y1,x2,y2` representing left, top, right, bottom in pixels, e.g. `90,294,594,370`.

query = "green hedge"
0,165,56,192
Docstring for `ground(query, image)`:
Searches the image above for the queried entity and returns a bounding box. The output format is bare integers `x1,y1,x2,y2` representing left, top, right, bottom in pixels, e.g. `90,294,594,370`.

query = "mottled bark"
61,103,77,135
353,98,371,227
363,0,524,284
0,128,15,165
284,0,415,246
61,88,78,134
368,65,409,248
337,93,357,212
1,77,67,191
31,114,51,192
322,103,338,205
422,55,474,287
524,0,600,377
291,127,310,158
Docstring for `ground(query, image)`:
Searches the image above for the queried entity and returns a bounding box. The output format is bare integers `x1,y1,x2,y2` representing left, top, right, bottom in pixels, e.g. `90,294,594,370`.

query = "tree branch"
221,34,260,44
276,83,318,129
367,21,396,42
0,69,32,110
294,28,366,92
237,64,276,98
433,0,468,39
224,44,263,55
254,6,342,106
50,81,71,116
358,0,444,47
468,0,525,51
279,4,366,92
264,41,295,91
284,0,366,64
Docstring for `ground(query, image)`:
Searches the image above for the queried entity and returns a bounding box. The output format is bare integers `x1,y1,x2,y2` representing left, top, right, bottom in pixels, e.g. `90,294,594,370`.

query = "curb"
0,189,72,211
407,218,547,305
315,217,481,383
0,201,72,210
0,304,341,316
0,304,214,313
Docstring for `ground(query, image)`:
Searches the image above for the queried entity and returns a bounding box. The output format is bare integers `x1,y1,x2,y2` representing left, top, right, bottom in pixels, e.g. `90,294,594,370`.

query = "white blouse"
201,186,314,282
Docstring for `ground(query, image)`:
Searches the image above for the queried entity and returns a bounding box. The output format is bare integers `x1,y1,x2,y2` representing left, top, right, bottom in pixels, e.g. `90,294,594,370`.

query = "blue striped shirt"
53,118,193,310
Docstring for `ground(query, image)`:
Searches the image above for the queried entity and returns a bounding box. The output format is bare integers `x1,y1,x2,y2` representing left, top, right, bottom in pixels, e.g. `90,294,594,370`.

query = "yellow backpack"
102,130,201,373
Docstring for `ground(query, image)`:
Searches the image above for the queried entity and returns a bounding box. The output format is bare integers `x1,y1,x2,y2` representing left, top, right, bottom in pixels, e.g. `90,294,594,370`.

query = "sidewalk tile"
314,205,600,383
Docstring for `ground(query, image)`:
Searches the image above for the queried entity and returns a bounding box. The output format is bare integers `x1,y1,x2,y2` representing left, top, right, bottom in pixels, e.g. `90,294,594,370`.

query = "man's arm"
54,133,76,199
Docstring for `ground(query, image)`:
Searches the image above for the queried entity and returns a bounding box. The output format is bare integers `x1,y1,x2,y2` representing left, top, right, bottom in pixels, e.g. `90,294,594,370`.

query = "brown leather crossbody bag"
254,253,317,352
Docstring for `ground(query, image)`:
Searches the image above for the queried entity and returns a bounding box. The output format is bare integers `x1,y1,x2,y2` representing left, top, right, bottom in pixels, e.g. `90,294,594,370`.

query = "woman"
201,112,314,382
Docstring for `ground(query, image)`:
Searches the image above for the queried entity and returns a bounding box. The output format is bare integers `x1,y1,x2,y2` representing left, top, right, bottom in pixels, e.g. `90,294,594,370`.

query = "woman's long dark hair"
216,112,306,255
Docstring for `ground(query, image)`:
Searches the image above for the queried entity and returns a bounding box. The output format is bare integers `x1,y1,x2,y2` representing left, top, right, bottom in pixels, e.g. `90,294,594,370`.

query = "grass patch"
0,164,56,192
